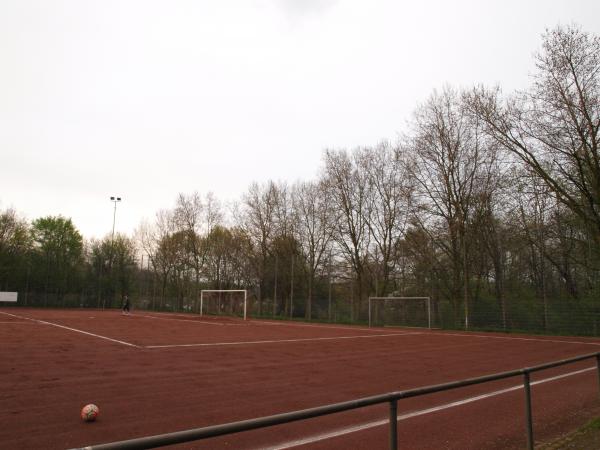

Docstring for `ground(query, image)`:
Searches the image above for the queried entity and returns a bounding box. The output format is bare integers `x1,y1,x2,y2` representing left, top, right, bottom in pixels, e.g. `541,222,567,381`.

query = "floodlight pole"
108,196,121,309
110,196,121,243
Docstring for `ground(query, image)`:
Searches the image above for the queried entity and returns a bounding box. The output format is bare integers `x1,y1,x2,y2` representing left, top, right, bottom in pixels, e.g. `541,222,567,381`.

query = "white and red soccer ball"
81,404,99,422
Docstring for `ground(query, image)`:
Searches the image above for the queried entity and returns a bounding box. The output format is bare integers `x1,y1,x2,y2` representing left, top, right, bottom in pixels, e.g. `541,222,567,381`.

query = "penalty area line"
135,313,242,326
261,366,596,450
249,319,414,334
146,332,422,348
0,311,139,348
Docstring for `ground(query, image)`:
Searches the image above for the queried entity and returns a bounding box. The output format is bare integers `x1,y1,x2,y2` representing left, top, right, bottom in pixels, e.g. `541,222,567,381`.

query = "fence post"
523,371,534,450
596,354,600,396
389,399,398,450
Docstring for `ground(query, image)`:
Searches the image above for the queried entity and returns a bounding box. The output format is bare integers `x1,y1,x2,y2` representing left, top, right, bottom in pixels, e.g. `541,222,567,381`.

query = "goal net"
199,290,248,320
368,296,431,329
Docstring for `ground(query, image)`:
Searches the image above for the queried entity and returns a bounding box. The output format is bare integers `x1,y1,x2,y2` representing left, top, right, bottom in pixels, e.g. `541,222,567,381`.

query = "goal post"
368,296,431,329
199,290,248,320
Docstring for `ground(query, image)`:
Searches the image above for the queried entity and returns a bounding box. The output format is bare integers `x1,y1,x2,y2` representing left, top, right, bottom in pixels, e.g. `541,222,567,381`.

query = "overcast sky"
1,0,599,240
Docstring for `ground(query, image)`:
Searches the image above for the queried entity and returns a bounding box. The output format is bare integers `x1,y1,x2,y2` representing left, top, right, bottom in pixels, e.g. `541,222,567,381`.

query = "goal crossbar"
368,296,431,329
199,290,247,320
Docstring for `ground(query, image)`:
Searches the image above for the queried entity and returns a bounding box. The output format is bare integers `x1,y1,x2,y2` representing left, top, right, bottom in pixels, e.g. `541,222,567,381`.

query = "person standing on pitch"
122,294,131,315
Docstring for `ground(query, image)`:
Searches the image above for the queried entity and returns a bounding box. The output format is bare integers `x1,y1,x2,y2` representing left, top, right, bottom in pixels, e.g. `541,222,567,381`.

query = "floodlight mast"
368,296,431,329
105,196,122,310
110,196,122,243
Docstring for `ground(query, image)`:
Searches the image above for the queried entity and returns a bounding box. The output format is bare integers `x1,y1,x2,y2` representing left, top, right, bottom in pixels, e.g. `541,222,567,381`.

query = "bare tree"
241,181,280,315
292,180,335,319
359,142,414,296
204,192,223,235
271,182,294,316
408,87,498,329
136,209,177,310
323,149,370,321
468,25,600,251
174,192,221,309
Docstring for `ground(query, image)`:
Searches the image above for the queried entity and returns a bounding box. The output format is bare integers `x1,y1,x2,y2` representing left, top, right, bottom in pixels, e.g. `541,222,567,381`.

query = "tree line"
1,25,599,334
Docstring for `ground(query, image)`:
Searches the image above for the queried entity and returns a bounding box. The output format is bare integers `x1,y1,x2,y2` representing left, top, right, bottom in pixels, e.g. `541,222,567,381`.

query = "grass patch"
537,416,600,449
581,417,600,432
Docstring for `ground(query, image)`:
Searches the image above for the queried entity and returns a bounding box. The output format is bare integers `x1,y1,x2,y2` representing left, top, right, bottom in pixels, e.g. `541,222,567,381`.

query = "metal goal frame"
199,290,248,320
368,296,431,329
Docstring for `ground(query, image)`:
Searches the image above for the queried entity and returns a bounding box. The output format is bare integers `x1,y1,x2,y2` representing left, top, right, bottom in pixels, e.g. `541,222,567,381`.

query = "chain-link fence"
4,290,600,337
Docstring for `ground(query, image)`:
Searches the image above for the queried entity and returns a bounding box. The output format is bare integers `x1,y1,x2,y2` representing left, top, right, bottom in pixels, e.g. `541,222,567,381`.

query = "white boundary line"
248,319,407,333
135,313,240,326
260,366,596,450
0,321,36,324
140,311,411,334
134,311,600,343
438,331,600,347
0,311,140,348
146,332,423,349
4,308,599,351
0,310,418,349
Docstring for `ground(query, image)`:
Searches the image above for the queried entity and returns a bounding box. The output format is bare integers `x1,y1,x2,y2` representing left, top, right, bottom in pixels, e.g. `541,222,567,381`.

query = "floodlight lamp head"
110,196,115,200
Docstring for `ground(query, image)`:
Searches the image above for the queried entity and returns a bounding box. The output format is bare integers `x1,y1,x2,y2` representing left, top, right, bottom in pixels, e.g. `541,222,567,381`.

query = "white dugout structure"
0,292,18,303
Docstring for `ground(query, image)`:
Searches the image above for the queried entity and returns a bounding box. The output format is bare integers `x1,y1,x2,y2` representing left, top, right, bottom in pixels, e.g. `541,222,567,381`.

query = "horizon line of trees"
1,24,599,334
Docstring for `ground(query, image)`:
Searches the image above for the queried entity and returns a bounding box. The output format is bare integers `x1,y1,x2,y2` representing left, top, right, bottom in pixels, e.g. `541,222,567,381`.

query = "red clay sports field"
1,308,599,449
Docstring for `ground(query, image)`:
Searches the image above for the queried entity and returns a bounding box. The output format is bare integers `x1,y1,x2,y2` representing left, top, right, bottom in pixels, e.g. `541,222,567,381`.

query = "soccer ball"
81,404,99,422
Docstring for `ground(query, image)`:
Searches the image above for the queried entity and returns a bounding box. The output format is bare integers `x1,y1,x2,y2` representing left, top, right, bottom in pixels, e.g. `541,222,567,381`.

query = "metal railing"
71,352,600,450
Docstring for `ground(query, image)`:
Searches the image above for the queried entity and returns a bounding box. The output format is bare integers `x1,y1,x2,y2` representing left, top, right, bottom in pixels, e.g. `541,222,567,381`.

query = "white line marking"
136,314,239,326
261,366,596,450
439,331,600,347
136,311,409,334
0,311,140,348
0,321,36,324
146,332,423,348
250,320,412,333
